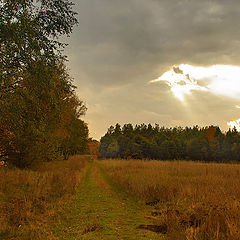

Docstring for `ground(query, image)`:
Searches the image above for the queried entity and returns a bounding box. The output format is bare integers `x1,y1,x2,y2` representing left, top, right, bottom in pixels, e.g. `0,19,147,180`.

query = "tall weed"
0,155,89,239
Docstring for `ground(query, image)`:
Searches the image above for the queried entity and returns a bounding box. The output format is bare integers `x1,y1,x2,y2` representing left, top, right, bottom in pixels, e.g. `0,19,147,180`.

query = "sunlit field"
100,159,240,240
0,156,89,240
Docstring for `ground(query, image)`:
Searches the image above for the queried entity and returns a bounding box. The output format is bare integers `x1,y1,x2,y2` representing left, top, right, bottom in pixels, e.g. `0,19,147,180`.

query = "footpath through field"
51,160,165,240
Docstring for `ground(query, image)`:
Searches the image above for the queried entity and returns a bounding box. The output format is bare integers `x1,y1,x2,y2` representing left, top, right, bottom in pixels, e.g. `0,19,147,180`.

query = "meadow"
1,156,240,240
100,159,240,240
0,155,89,240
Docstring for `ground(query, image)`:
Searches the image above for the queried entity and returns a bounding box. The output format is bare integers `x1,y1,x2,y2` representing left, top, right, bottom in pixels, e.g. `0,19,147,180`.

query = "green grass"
51,160,165,240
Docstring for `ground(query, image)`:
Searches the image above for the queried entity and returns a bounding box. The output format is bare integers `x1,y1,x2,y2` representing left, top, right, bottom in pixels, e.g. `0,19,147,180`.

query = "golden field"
100,159,240,240
0,156,89,240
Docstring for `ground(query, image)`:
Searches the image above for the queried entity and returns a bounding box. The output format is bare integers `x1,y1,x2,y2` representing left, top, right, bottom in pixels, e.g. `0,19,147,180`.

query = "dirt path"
51,161,165,240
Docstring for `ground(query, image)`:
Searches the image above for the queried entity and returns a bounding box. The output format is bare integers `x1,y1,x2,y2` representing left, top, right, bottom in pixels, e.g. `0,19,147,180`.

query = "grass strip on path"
51,160,165,240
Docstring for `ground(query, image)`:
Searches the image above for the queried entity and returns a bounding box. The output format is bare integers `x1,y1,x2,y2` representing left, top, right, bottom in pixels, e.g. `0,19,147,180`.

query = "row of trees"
0,0,89,168
100,123,240,162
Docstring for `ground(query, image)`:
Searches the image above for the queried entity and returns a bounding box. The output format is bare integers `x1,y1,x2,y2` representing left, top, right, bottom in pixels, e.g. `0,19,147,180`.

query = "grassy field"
0,156,165,240
2,157,240,239
0,155,89,240
100,159,240,240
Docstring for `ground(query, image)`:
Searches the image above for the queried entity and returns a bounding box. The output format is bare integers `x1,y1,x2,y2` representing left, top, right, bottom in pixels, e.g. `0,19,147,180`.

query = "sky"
64,0,240,140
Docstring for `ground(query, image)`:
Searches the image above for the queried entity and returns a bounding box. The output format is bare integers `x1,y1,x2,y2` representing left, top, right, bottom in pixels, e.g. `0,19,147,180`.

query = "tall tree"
0,1,89,167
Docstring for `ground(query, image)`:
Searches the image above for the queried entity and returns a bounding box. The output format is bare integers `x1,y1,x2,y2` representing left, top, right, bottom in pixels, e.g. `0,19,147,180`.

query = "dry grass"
0,155,90,240
100,159,240,240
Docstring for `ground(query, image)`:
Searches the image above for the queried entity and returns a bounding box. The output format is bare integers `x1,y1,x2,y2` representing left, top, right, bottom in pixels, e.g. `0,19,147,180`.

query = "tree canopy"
0,0,78,99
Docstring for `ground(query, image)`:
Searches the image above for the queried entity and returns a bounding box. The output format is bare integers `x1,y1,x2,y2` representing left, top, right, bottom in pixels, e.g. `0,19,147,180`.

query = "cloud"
180,65,240,99
64,0,240,139
152,64,240,101
68,0,240,88
151,65,208,101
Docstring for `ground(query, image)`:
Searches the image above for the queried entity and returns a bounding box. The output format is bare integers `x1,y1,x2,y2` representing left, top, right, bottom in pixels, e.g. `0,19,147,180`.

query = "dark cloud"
173,67,184,75
64,0,240,139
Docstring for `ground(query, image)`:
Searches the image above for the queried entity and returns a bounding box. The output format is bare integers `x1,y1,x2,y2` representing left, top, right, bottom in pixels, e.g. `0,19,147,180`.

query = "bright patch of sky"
228,119,240,131
152,64,240,102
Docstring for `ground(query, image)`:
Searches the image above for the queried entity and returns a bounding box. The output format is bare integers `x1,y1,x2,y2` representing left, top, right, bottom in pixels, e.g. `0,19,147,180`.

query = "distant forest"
100,124,240,162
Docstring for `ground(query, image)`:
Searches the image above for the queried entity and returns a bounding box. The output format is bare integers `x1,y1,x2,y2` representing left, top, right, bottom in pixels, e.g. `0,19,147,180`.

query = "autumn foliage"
88,139,100,156
0,0,89,167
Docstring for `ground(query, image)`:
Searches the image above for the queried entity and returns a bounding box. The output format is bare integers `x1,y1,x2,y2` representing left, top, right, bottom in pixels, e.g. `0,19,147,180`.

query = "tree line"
0,0,88,168
100,123,240,162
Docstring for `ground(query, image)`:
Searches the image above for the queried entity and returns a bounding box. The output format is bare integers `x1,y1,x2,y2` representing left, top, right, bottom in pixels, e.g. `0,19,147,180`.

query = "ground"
50,160,165,240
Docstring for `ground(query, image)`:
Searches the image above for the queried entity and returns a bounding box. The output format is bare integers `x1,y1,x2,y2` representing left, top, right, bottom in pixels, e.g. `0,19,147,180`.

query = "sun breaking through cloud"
152,64,240,102
228,119,240,131
151,65,207,101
